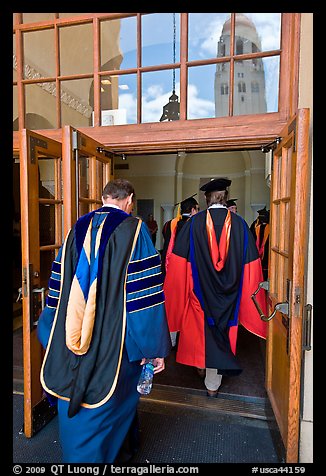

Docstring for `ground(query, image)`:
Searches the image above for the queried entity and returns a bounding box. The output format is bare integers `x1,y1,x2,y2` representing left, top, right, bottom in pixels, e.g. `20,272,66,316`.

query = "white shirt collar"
102,203,121,210
208,204,227,209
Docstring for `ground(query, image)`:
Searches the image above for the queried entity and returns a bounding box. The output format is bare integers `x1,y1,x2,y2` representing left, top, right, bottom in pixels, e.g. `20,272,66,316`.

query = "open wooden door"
19,127,114,437
61,125,114,236
19,129,63,437
263,108,310,462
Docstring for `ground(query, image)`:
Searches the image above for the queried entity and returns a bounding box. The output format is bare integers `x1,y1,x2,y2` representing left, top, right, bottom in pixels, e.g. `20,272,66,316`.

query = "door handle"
32,287,46,327
33,287,46,311
251,281,289,322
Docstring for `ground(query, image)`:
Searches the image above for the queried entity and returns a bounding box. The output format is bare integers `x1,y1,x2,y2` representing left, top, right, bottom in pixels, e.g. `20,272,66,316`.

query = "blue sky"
114,13,281,123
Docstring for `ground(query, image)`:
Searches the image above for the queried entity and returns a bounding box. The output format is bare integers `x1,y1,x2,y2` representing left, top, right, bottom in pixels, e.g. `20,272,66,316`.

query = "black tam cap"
200,178,232,194
226,198,238,208
257,206,270,223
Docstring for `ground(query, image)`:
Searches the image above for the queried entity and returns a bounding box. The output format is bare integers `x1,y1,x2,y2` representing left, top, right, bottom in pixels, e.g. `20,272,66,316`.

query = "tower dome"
222,13,261,50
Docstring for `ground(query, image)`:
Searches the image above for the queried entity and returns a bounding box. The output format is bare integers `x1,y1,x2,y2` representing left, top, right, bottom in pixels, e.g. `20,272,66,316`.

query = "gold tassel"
176,203,181,220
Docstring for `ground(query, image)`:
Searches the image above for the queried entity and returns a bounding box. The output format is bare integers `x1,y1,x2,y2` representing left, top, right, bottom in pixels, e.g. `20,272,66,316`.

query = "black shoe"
206,389,218,398
196,368,205,378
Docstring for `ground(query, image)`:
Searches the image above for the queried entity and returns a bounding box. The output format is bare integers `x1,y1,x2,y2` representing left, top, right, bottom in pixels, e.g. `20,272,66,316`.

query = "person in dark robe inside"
145,213,158,246
163,178,268,397
250,206,270,281
226,198,238,214
161,194,199,347
37,178,171,463
161,194,199,277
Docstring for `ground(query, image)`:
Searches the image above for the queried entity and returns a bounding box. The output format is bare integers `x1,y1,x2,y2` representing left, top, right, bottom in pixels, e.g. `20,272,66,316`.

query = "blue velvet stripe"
127,254,161,274
75,211,96,258
190,219,215,327
228,217,248,327
48,277,60,291
75,247,92,301
189,220,205,309
126,272,163,294
52,261,61,274
74,208,129,301
126,290,165,313
46,295,59,308
45,248,63,308
97,208,129,287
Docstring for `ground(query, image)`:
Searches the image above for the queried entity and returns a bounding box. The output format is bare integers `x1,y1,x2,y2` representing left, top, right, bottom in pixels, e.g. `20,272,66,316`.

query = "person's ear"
128,193,134,206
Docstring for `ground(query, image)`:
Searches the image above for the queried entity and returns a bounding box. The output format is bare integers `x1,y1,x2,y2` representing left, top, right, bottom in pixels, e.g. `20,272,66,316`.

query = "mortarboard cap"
200,177,232,194
174,193,198,218
257,206,270,223
174,193,197,207
226,198,238,208
180,194,198,214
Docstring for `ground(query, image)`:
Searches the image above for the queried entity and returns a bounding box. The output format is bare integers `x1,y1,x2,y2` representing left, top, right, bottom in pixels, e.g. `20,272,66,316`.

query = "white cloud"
187,83,215,119
119,93,137,123
142,90,172,123
120,80,215,123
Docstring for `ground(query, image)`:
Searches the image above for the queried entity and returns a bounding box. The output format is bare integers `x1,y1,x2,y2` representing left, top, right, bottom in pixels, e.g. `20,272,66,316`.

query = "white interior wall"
114,149,270,250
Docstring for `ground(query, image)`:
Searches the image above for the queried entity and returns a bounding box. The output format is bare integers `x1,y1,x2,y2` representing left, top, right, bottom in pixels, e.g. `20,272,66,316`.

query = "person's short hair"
181,197,198,214
102,179,135,201
206,190,228,207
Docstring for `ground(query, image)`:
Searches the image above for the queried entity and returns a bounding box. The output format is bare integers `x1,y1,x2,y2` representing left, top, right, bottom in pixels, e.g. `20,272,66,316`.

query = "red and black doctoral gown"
164,207,268,375
250,219,270,281
161,215,189,277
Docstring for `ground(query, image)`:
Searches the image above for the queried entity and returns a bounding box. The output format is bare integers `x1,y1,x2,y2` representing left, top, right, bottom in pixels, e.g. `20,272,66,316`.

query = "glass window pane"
39,159,56,199
236,13,281,53
25,83,57,129
232,56,279,116
79,156,90,199
214,62,230,118
142,69,180,123
187,64,217,120
40,250,56,289
100,74,137,125
101,17,137,71
189,13,231,61
59,23,93,76
263,56,280,113
142,13,180,67
39,204,55,246
60,78,93,128
96,161,104,200
23,29,56,79
22,13,56,23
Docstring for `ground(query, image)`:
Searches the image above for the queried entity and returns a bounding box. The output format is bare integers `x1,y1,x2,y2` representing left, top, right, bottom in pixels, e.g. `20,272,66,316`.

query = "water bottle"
137,359,155,395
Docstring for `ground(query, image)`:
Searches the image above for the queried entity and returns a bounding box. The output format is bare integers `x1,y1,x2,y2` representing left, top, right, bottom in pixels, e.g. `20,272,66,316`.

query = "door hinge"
302,304,312,351
294,286,301,315
288,117,297,151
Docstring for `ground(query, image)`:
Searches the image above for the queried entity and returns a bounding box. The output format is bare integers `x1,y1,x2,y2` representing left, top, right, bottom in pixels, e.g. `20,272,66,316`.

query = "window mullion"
137,14,142,124
229,13,236,117
179,13,188,121
93,18,101,127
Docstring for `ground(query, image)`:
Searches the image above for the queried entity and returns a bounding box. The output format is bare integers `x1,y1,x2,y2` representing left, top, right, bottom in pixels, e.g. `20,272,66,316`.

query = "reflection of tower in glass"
215,13,267,117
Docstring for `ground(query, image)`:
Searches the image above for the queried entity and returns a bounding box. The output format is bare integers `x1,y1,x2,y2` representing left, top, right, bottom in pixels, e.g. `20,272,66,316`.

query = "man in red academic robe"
164,178,267,397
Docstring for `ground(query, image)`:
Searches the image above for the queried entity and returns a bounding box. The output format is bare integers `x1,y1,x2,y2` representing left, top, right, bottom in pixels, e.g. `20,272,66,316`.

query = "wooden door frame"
265,108,310,462
19,129,62,437
61,126,114,235
14,111,311,454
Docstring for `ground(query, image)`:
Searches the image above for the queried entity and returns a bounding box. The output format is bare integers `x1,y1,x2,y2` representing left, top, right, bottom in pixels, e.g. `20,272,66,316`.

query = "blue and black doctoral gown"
164,206,267,375
37,205,171,463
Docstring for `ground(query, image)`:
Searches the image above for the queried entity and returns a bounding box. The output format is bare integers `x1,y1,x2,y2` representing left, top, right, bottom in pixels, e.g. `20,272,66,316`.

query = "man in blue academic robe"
38,178,171,463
